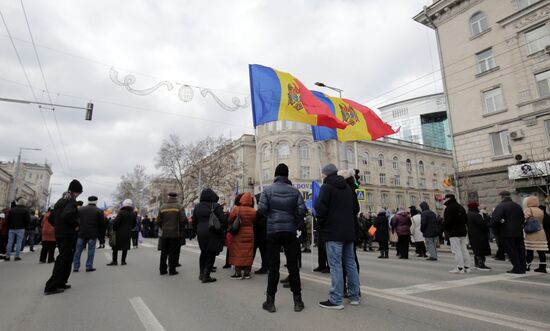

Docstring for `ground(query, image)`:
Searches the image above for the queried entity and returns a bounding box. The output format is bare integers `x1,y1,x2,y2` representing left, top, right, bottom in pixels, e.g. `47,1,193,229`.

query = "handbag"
368,225,377,237
524,208,541,234
208,204,222,232
109,231,117,248
228,212,241,235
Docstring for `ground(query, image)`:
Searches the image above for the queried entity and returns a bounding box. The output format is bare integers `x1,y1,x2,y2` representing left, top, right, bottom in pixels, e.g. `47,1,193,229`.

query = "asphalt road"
1,239,549,331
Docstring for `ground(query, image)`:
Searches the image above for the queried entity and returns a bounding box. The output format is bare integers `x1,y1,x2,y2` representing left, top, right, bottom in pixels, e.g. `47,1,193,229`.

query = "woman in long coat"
374,209,389,259
466,201,491,271
108,199,136,266
228,192,256,279
192,188,226,283
523,196,548,273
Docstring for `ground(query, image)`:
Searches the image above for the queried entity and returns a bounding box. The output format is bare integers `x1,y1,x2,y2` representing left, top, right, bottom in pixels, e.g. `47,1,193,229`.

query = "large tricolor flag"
311,91,398,142
249,64,348,129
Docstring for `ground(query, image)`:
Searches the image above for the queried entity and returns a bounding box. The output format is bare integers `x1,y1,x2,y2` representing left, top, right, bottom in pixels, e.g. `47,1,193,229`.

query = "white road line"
140,242,155,248
504,278,550,287
129,297,166,331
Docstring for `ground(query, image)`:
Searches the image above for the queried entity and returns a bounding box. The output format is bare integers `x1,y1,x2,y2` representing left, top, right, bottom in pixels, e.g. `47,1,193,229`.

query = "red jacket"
228,193,256,267
41,212,56,242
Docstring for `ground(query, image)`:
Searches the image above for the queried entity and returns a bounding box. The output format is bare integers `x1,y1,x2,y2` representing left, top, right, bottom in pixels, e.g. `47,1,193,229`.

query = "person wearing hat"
409,205,427,258
44,179,83,295
491,191,526,274
443,193,471,274
73,196,104,272
258,163,306,313
420,201,439,261
466,201,491,271
107,199,137,266
157,192,187,276
39,208,56,263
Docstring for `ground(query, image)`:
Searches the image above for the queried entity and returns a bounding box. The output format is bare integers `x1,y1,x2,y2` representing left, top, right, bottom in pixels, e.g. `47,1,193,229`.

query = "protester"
540,205,550,254
107,199,137,266
491,191,526,274
192,188,226,283
420,201,438,261
466,201,491,271
228,192,256,279
25,211,39,252
73,196,103,272
5,199,31,261
523,196,547,273
157,192,187,276
313,214,330,273
258,163,306,313
253,194,268,274
444,193,471,274
39,208,56,264
0,212,9,259
374,209,389,259
97,215,108,249
44,179,82,295
391,207,412,259
410,206,426,258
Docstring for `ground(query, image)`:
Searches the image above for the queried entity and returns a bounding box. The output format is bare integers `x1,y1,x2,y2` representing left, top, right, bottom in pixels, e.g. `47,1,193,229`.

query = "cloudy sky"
0,0,441,207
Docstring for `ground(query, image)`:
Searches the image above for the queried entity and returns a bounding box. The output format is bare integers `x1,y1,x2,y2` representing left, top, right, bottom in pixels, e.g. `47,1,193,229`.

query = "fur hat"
275,163,289,177
337,169,354,179
122,199,133,207
322,163,338,176
68,179,83,193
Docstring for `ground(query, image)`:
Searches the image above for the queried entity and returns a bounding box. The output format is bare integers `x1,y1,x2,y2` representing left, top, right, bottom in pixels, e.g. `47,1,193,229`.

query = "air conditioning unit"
545,45,550,53
514,153,529,163
510,130,525,140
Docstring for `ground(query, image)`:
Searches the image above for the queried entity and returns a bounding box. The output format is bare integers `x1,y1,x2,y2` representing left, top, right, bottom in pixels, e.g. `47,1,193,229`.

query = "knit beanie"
322,163,338,176
274,163,289,177
122,199,133,207
68,179,83,193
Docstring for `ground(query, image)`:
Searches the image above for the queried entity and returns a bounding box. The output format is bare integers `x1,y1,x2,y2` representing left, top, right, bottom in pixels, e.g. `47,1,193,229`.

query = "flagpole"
255,127,263,194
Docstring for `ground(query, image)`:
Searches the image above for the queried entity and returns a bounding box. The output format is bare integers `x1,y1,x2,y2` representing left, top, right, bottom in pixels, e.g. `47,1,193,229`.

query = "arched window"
262,145,270,162
406,159,412,173
299,142,309,160
418,160,425,175
378,154,384,168
277,143,290,159
392,156,399,170
347,148,355,165
362,152,369,165
470,12,488,36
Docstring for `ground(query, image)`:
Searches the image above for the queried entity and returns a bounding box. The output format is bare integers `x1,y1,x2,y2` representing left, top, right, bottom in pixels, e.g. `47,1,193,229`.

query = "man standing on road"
491,191,526,274
73,196,103,272
258,163,306,313
420,201,439,261
157,192,187,276
5,199,30,261
25,211,39,252
44,179,83,295
316,164,360,310
443,193,472,274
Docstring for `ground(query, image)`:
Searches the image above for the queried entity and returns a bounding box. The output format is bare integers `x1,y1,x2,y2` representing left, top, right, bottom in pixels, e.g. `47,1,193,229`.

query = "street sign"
356,189,366,202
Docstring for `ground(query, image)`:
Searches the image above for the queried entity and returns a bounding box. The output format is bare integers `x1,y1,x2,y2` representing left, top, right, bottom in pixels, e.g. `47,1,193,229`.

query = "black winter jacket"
112,207,137,250
258,177,306,235
77,204,104,239
443,198,468,237
491,198,524,238
158,197,187,239
52,196,79,239
420,201,439,238
192,189,226,253
6,204,30,230
315,174,358,242
373,212,389,242
467,209,491,256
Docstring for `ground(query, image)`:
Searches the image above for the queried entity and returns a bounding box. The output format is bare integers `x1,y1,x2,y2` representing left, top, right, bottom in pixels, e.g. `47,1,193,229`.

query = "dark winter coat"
374,212,389,242
315,174,358,242
420,201,439,238
467,209,491,256
542,208,550,252
157,197,187,239
443,198,468,237
391,211,412,236
228,193,256,267
258,176,306,235
51,195,79,239
112,207,137,250
491,197,524,238
77,204,104,239
26,215,39,231
6,204,30,230
192,189,226,254
254,211,267,245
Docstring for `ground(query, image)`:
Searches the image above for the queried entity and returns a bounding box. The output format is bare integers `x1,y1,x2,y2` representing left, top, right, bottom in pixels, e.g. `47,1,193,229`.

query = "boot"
201,268,217,283
293,294,304,312
385,250,390,258
377,251,385,258
534,265,547,273
262,294,276,313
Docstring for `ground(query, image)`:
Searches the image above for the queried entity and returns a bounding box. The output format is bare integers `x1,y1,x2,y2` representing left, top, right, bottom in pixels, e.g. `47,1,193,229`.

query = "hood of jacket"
420,201,430,211
444,197,457,206
523,196,539,208
200,188,219,203
274,176,292,185
239,192,254,207
323,174,348,190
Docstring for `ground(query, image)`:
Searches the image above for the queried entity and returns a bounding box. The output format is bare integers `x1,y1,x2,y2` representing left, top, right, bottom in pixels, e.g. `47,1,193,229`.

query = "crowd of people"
1,163,549,311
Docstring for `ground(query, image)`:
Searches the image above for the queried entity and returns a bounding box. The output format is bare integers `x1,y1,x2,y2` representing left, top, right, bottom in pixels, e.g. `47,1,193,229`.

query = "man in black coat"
539,205,550,253
491,191,526,274
443,193,472,273
4,200,30,261
73,196,103,272
467,201,491,271
420,201,439,261
44,179,83,295
253,193,268,274
157,192,187,276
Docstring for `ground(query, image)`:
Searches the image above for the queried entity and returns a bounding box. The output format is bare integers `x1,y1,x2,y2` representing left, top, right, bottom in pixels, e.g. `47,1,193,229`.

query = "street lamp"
315,82,343,98
8,147,42,203
0,97,94,121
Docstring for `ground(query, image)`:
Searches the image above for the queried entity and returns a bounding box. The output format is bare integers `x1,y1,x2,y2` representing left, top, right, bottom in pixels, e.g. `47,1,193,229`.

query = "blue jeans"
73,238,97,270
6,229,25,258
326,241,360,305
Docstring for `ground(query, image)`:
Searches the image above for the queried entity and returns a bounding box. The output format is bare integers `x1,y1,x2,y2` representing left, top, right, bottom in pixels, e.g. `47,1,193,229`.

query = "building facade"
415,0,550,208
0,168,12,208
379,93,453,150
0,161,51,208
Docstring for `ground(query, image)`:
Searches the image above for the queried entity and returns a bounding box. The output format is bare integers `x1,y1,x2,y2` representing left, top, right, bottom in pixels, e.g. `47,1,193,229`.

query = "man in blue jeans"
73,196,104,272
315,164,360,309
5,200,30,261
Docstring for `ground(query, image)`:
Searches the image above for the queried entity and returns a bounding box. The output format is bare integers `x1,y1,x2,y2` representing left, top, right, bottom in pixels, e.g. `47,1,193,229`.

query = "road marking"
104,252,111,261
381,273,528,295
504,278,550,287
140,242,155,248
129,297,166,331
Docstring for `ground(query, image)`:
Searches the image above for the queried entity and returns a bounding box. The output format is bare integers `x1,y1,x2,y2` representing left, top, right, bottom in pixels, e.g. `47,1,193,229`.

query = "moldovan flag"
311,91,398,142
249,64,348,129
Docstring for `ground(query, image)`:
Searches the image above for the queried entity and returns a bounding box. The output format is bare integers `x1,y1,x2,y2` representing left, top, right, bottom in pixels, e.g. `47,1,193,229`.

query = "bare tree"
113,164,151,213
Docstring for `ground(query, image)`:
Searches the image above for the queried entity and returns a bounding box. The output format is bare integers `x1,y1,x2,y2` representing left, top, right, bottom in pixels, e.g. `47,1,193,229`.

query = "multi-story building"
0,168,12,208
415,0,550,207
148,177,181,217
0,161,51,208
379,93,453,150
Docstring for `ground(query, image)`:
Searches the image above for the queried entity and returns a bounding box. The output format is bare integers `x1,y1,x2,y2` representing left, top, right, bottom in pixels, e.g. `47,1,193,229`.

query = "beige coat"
523,196,548,251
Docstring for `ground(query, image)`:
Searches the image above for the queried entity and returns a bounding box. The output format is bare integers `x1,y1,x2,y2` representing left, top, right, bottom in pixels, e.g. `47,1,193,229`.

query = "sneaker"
230,274,243,280
476,266,491,272
243,274,251,280
14,257,21,261
349,298,360,306
463,267,471,274
449,267,463,274
319,300,344,310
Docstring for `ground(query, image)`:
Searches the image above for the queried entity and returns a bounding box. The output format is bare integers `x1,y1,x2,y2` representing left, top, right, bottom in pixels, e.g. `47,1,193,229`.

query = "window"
442,163,448,175
381,193,389,207
517,0,541,10
277,143,290,159
300,166,310,179
546,119,550,141
366,192,374,205
470,12,488,36
346,149,355,165
536,70,550,98
262,145,270,162
419,178,426,188
392,156,399,170
262,168,271,181
482,87,505,114
364,171,371,184
276,121,283,131
394,175,401,186
396,194,404,207
379,173,387,185
407,176,414,187
525,25,550,55
418,160,425,175
476,48,496,73
409,194,418,206
406,159,412,173
362,152,369,165
378,154,384,168
432,179,438,190
299,143,309,160
490,131,512,156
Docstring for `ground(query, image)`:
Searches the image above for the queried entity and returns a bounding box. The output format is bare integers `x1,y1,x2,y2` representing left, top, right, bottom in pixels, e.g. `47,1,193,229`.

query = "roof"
378,93,445,110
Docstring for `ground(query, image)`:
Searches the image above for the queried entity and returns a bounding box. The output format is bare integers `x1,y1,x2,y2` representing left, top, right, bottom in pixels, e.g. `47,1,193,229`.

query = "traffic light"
85,102,94,121
354,169,361,188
